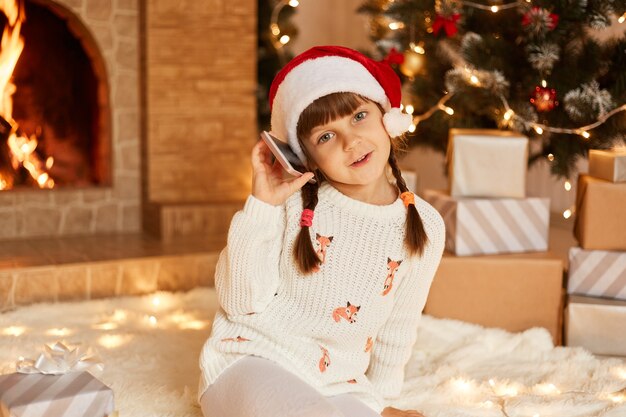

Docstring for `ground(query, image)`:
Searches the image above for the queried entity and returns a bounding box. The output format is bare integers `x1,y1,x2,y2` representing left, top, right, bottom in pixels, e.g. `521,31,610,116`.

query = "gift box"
424,252,564,344
565,294,626,356
574,174,626,251
423,189,550,256
568,247,626,301
447,129,529,198
0,371,114,417
589,149,626,183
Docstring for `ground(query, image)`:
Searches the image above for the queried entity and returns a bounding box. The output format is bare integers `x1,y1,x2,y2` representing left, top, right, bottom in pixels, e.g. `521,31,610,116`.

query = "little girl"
199,46,445,417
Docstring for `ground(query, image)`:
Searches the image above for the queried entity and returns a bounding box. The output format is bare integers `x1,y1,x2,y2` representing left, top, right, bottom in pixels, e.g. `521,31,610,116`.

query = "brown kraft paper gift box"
574,174,626,251
424,252,564,345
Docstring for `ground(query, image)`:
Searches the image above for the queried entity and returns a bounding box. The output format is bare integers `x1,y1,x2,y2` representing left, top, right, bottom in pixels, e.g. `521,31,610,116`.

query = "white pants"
200,356,382,417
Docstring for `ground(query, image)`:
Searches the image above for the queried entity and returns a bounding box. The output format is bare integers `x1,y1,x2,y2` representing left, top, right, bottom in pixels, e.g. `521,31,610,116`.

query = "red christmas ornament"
432,13,461,37
382,48,405,65
530,86,558,112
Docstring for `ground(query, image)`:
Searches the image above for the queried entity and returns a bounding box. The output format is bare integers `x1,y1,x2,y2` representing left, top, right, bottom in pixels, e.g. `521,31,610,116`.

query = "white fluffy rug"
1,288,625,417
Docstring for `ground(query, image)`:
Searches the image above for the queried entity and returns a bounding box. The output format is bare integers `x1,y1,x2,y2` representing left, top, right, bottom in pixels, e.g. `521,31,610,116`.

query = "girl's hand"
381,406,425,417
251,140,314,206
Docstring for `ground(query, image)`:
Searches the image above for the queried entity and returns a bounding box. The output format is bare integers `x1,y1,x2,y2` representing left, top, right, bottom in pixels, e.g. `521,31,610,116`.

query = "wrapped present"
568,247,626,301
589,149,626,183
447,129,529,198
0,343,115,417
423,189,550,256
574,174,626,251
565,294,626,356
424,252,564,344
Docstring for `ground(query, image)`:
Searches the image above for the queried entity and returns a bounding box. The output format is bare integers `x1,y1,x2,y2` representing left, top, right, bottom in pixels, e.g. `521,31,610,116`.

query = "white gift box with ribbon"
0,343,115,417
423,189,550,256
447,129,529,198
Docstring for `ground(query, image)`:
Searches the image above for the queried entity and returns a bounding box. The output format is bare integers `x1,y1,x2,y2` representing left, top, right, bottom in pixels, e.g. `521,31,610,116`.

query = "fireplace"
1,0,110,189
0,0,140,239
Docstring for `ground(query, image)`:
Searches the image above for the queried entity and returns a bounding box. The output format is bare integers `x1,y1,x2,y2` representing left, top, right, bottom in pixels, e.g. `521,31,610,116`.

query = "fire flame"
0,0,54,190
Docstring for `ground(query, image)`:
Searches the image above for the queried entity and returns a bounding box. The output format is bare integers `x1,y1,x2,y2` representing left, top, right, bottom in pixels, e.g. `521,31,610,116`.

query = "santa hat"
269,45,412,165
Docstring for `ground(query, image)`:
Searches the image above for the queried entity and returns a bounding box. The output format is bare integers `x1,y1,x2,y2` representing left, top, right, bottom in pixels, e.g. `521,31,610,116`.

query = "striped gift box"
568,247,626,300
0,371,114,417
423,189,550,256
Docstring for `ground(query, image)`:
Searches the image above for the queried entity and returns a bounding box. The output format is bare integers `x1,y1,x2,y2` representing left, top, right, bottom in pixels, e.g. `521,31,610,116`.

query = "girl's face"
300,100,393,201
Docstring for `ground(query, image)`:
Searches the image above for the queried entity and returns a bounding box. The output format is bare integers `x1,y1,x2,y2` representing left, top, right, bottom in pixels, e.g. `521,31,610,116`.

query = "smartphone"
260,131,315,183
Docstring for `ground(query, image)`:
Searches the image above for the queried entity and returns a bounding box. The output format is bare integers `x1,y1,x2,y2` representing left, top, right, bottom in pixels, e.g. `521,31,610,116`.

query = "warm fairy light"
579,130,591,139
3,326,26,336
179,320,209,330
408,123,416,133
279,35,290,45
547,153,554,161
18,356,24,361
612,366,626,379
481,400,494,408
491,5,499,12
400,103,404,111
152,296,161,307
405,104,414,114
288,0,299,6
541,79,547,88
45,327,73,337
489,379,496,387
112,309,128,322
534,126,544,134
503,109,514,121
92,322,118,330
45,156,54,169
492,381,521,397
442,105,454,115
98,334,132,349
147,315,158,326
609,393,625,403
619,13,626,24
451,377,473,392
388,21,405,30
411,43,425,54
564,180,572,191
270,24,280,36
533,383,560,395
563,208,572,219
470,75,479,85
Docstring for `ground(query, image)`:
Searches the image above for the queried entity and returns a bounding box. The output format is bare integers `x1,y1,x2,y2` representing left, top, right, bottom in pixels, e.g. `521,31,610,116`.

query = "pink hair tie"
300,209,314,227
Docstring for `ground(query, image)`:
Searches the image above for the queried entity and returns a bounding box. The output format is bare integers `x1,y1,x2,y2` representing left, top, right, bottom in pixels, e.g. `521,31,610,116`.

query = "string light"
619,13,626,24
564,180,572,191
269,0,300,60
461,1,519,12
563,208,573,219
547,153,554,161
534,126,544,135
389,21,405,30
405,104,414,114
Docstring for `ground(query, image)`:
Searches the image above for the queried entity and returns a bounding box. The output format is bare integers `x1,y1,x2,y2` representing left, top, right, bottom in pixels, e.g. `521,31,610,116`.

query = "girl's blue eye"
354,111,367,122
318,132,333,144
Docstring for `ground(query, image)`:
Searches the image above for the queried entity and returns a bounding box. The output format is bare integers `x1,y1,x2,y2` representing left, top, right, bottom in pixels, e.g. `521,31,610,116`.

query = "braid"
388,149,428,256
294,170,322,273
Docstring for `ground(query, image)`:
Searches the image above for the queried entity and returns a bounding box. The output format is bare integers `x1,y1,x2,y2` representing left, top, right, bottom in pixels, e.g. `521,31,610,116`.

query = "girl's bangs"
296,93,368,139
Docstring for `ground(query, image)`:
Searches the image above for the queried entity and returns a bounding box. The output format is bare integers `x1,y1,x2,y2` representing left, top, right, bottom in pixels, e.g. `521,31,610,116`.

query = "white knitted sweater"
199,183,445,412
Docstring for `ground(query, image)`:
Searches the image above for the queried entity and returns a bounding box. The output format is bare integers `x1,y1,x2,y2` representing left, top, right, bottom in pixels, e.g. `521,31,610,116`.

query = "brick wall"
142,0,256,240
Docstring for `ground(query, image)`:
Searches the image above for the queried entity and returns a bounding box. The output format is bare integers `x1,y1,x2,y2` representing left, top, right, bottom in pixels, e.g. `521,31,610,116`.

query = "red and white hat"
269,45,412,164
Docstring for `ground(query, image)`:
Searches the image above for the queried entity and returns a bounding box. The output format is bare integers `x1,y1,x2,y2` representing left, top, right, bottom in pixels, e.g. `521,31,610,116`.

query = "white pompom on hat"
269,45,412,165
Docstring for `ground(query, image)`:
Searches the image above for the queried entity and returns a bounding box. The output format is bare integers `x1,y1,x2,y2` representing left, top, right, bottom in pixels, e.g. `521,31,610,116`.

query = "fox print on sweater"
199,183,445,413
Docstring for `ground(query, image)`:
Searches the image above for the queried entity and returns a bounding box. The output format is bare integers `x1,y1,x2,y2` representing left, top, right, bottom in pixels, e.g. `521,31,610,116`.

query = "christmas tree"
257,0,298,131
359,0,626,177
